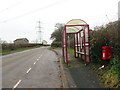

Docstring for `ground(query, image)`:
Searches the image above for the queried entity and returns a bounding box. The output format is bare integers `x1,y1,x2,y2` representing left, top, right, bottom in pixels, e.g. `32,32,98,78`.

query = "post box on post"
102,46,112,60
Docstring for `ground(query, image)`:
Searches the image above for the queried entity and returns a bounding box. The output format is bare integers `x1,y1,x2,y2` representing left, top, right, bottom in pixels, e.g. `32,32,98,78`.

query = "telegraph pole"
36,21,42,43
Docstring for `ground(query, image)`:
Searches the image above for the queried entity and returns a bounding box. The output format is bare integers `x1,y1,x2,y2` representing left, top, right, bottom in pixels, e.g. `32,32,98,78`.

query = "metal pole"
118,1,120,20
74,34,76,58
62,31,64,58
88,25,91,63
64,26,68,64
80,30,82,59
76,33,79,58
83,27,87,64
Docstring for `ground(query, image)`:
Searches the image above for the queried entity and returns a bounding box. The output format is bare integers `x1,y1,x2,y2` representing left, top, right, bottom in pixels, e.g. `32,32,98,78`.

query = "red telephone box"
102,46,112,60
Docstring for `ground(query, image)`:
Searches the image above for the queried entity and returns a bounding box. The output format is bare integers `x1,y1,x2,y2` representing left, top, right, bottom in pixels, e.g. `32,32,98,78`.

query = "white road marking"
26,68,31,73
37,59,39,61
13,80,22,89
39,55,42,58
34,61,36,65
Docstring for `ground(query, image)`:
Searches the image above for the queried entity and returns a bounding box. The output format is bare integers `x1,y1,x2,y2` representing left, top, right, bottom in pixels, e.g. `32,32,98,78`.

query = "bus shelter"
62,19,91,64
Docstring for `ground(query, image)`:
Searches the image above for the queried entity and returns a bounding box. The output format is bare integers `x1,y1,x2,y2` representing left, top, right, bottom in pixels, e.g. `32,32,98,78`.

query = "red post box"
102,46,112,60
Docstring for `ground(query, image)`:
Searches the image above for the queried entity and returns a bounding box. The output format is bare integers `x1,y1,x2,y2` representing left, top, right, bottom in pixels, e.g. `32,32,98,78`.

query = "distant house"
42,40,47,45
14,38,29,44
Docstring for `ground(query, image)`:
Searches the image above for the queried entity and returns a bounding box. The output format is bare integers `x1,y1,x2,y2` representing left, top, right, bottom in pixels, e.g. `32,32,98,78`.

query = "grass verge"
88,62,120,88
68,48,74,55
1,46,41,56
49,47,62,50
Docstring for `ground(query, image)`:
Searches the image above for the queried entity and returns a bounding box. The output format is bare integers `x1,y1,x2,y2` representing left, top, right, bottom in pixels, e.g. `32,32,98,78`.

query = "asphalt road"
2,47,62,88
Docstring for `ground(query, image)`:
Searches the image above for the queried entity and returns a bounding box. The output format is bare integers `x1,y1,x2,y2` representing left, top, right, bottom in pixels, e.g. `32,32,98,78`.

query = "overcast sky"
0,0,119,44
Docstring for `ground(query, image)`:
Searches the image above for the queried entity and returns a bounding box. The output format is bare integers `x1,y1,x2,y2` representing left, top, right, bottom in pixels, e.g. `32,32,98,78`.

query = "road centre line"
26,68,31,73
34,61,36,65
12,52,44,89
39,55,42,58
12,80,22,89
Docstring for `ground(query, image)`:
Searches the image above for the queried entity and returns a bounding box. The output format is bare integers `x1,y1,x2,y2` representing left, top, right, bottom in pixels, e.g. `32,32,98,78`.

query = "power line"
0,0,68,23
0,0,25,14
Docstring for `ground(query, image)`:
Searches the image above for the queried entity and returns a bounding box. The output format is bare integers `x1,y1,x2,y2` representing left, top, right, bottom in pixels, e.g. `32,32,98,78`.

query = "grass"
62,48,86,68
68,48,74,55
101,69,120,88
88,61,120,88
1,46,41,56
